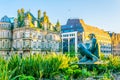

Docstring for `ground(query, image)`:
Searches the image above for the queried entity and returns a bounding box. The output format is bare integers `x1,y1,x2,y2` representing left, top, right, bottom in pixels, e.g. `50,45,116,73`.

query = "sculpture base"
71,60,108,65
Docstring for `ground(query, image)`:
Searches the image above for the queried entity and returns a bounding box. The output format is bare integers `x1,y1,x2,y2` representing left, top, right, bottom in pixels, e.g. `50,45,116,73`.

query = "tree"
55,20,61,31
56,20,60,27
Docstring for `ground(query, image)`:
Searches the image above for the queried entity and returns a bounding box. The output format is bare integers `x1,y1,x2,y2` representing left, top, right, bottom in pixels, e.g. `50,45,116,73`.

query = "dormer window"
24,18,30,26
38,35,42,39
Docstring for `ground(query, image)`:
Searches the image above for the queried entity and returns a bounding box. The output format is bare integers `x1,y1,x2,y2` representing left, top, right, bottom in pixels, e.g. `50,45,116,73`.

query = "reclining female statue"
78,33,99,63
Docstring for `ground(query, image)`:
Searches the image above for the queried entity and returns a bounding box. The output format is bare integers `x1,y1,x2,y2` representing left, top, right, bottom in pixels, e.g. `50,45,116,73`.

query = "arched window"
14,33,17,39
5,40,7,48
8,31,9,37
3,41,4,48
2,31,4,38
33,42,36,49
38,41,41,49
0,32,1,38
50,35,53,40
0,40,2,48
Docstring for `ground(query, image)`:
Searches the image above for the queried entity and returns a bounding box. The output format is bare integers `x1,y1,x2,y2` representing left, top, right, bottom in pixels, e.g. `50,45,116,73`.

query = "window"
25,32,30,38
18,40,23,49
0,32,1,38
0,40,2,48
8,32,9,37
38,35,42,39
56,43,59,50
33,42,36,49
50,35,52,40
38,42,41,49
3,41,4,48
5,40,8,48
45,42,48,48
48,43,52,48
32,33,36,38
2,31,4,38
9,24,11,27
14,33,17,39
41,42,44,49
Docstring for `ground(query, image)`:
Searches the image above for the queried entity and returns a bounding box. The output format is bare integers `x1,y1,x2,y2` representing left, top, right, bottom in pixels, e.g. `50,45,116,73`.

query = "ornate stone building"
12,27,61,54
110,33,120,56
0,15,14,56
0,9,61,56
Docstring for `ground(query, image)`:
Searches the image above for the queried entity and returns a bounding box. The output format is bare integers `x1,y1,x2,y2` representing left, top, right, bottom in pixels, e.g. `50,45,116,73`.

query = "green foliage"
55,20,61,31
13,75,35,80
81,68,91,78
65,51,76,57
1,53,76,79
1,53,120,79
0,56,17,80
8,54,22,76
107,55,120,72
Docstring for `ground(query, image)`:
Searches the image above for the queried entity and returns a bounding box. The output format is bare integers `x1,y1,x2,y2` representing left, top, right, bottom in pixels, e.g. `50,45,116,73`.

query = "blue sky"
0,0,120,33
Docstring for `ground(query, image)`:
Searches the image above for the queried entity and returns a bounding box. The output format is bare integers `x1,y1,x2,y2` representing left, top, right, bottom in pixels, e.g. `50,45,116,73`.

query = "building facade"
0,22,12,56
12,27,61,54
61,19,112,55
0,9,61,56
0,15,14,56
110,33,120,56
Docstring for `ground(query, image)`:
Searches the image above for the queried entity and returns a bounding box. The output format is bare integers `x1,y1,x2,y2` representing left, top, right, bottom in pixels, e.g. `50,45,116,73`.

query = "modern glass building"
61,19,112,55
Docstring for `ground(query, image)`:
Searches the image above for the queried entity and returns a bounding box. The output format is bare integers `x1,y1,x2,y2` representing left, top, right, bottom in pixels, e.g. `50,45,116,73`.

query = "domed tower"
40,11,50,30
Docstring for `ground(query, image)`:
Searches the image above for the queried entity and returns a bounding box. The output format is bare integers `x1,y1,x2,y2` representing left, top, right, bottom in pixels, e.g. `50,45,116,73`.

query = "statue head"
88,33,95,40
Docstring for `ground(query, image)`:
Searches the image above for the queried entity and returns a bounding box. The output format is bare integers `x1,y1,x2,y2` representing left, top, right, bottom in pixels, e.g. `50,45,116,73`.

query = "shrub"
1,52,120,79
0,56,17,80
107,55,120,72
7,53,76,79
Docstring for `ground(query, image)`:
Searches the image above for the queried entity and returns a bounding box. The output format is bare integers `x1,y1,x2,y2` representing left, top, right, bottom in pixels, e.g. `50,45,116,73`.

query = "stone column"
62,36,63,53
75,32,78,53
68,38,70,53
